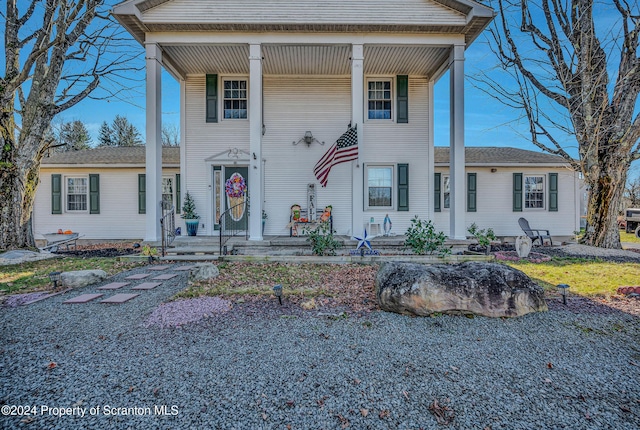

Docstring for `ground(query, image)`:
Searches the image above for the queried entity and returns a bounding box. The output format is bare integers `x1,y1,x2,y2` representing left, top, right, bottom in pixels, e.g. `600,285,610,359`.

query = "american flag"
313,125,358,187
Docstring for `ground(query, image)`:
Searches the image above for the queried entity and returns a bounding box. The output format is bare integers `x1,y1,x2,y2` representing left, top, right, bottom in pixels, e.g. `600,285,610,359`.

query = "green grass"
506,258,640,297
620,231,640,243
0,257,145,295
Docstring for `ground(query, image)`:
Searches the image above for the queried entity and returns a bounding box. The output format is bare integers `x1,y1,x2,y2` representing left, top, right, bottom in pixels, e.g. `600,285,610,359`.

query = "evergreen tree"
97,121,113,147
111,115,142,146
57,120,91,151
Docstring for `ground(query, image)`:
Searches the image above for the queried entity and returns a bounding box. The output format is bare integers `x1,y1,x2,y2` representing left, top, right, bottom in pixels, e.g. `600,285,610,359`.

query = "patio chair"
518,217,552,246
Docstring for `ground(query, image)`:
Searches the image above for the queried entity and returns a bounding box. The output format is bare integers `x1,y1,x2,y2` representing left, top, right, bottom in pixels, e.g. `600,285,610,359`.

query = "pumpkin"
64,230,73,234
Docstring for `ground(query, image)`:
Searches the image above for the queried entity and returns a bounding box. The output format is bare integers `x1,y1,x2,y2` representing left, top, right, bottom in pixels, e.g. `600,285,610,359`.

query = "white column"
428,79,435,220
449,44,466,240
351,44,364,237
248,44,263,240
179,79,186,231
144,43,162,243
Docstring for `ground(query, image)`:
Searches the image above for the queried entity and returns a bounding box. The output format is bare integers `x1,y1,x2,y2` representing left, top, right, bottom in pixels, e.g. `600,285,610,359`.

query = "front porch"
165,234,475,259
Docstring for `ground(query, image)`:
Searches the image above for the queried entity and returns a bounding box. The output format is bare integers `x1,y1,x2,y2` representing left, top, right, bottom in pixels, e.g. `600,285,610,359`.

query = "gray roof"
41,145,567,167
41,146,180,166
434,146,568,165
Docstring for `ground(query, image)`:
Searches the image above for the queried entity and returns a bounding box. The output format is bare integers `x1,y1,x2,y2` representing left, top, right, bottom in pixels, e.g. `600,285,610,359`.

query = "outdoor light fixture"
273,284,283,305
557,283,569,305
293,131,324,147
49,271,62,289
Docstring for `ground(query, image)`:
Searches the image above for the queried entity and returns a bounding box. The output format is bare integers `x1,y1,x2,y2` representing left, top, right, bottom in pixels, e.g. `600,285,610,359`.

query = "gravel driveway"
1,264,640,430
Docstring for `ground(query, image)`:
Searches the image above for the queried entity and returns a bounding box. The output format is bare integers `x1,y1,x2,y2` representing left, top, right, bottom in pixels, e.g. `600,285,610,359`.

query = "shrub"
467,222,496,254
404,216,451,256
307,221,341,256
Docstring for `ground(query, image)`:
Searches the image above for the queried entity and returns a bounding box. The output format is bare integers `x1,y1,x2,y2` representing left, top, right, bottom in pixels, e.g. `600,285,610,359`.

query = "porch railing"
218,197,249,255
160,201,176,257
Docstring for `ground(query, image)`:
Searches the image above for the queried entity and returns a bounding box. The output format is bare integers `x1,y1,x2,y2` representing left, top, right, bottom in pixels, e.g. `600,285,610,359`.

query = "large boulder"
188,263,220,283
376,262,547,318
61,270,108,289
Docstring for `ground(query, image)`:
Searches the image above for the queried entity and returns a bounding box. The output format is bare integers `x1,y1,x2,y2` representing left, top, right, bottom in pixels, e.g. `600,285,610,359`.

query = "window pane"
162,178,173,207
443,175,450,209
369,187,392,207
223,79,248,119
525,176,544,209
367,80,392,120
66,177,87,211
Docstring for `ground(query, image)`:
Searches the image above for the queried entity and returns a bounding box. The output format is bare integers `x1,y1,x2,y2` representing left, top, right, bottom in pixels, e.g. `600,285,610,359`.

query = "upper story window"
223,79,247,119
66,177,88,211
366,165,393,209
367,80,392,120
525,175,545,209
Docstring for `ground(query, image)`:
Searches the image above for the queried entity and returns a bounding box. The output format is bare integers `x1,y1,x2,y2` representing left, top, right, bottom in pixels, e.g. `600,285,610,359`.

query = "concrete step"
160,255,219,261
165,246,219,255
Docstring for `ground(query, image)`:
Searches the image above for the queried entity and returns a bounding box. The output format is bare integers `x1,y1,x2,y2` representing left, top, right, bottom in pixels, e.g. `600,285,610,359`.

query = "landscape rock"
376,261,547,318
61,270,108,289
188,263,220,283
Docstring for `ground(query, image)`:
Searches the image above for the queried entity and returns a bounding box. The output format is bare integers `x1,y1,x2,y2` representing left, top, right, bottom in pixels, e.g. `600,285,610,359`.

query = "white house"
111,0,495,242
109,0,580,242
33,145,581,241
34,147,180,241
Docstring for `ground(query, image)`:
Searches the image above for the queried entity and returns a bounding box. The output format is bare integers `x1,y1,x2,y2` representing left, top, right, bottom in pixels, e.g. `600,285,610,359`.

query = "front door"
223,166,248,231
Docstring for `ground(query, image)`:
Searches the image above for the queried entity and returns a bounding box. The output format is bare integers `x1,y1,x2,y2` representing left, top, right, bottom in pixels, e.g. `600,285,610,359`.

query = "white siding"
143,0,466,26
184,75,250,235
34,167,178,240
432,167,580,238
362,77,431,235
263,76,352,235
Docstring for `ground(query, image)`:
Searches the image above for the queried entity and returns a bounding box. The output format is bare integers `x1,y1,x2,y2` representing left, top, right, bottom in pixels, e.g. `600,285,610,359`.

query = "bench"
289,207,333,237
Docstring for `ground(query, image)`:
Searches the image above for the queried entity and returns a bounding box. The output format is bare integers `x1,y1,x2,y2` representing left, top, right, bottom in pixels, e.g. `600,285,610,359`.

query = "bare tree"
476,0,640,248
625,177,640,208
162,123,180,147
0,1,141,249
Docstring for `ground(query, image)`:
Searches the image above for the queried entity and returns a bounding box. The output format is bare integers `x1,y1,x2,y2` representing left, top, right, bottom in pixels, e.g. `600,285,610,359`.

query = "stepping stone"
173,266,195,271
147,265,171,271
100,293,140,304
152,273,178,280
131,282,162,290
125,273,151,280
63,294,104,304
97,282,130,290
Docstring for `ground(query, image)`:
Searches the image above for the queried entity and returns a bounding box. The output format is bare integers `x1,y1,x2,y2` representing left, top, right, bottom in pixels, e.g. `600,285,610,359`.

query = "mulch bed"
54,242,140,258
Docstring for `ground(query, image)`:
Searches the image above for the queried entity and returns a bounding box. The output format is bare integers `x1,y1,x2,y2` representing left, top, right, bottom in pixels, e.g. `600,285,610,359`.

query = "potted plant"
262,209,268,235
181,191,200,236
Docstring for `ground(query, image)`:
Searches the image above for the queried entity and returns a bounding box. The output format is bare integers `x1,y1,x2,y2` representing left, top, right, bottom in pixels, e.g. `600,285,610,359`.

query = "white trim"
364,164,395,211
64,175,89,213
524,174,546,210
147,33,466,46
365,77,394,122
220,75,250,121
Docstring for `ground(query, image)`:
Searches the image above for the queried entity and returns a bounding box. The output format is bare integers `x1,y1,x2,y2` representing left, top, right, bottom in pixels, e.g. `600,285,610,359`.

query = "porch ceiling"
161,44,450,77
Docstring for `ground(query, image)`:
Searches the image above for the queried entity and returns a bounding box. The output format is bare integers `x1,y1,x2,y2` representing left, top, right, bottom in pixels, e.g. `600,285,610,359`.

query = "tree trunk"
581,158,629,249
0,114,39,250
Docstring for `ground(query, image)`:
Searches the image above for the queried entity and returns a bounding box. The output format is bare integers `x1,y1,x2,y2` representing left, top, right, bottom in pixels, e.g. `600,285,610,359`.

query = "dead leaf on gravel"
428,398,454,425
547,362,553,369
47,362,57,370
262,413,267,420
379,409,390,419
360,408,369,417
620,405,631,413
337,414,350,428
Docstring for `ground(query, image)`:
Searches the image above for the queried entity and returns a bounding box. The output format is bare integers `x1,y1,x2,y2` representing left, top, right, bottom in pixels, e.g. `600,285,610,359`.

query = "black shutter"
89,174,100,214
138,174,146,214
397,163,409,211
513,173,523,212
175,173,181,214
549,172,558,212
206,74,218,123
396,75,408,124
52,174,62,214
467,173,477,212
434,172,441,212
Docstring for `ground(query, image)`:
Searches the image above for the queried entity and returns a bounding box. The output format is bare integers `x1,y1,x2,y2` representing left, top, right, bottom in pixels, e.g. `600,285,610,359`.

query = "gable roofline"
113,0,494,46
